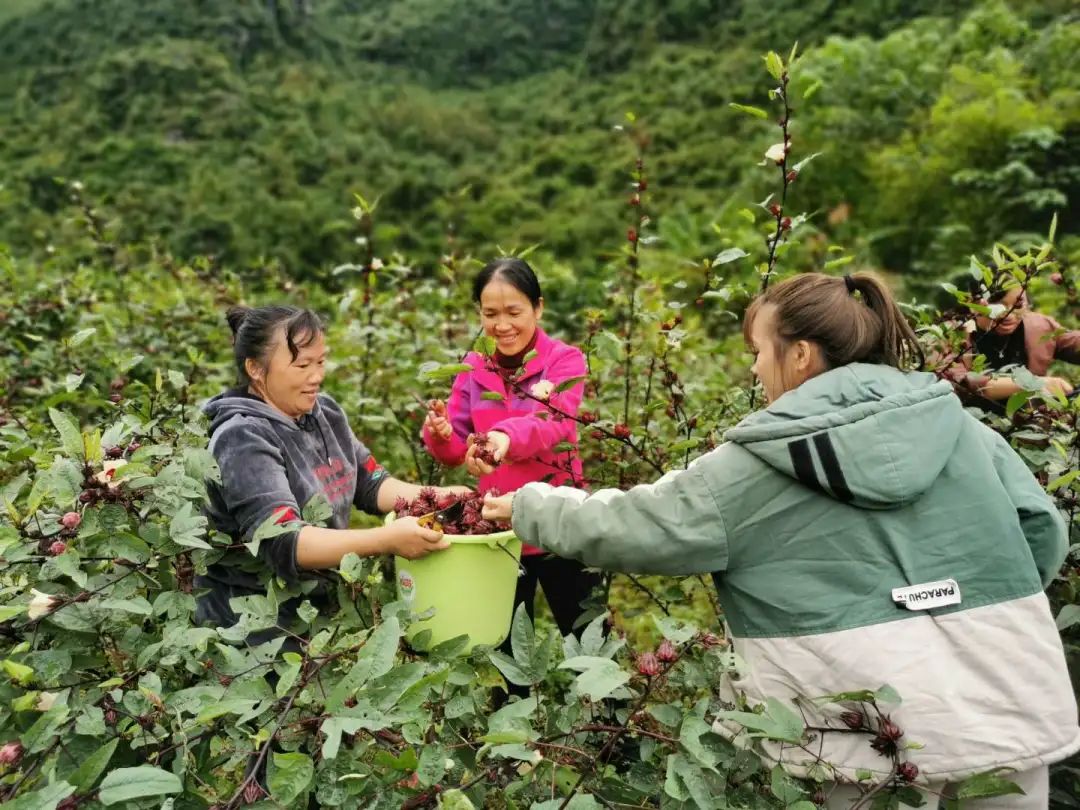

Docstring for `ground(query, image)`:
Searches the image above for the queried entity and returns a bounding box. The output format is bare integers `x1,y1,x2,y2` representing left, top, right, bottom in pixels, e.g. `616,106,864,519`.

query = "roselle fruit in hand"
469,432,498,467
393,489,508,536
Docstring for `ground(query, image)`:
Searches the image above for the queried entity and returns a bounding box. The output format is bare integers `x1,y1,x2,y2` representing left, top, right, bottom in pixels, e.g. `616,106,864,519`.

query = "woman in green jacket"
483,273,1077,808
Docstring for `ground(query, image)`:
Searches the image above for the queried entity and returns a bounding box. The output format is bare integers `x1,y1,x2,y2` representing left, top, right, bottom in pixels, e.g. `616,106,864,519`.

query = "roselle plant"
0,42,1074,810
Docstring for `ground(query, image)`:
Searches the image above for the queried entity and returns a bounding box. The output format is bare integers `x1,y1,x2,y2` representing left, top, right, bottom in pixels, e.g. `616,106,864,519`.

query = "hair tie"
843,274,857,294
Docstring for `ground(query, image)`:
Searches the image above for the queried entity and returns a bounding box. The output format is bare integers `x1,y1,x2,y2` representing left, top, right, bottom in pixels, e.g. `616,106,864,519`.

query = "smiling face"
247,328,327,419
478,278,543,356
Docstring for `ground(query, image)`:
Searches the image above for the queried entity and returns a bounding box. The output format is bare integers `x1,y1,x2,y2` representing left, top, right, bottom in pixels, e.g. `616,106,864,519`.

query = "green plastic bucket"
385,513,522,652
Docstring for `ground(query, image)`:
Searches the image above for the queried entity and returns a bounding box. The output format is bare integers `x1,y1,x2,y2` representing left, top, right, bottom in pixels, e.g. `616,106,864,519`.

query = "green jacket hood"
725,363,962,509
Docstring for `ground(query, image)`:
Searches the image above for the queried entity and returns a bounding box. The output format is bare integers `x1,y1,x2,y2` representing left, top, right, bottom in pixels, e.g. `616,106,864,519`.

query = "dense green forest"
0,0,1076,293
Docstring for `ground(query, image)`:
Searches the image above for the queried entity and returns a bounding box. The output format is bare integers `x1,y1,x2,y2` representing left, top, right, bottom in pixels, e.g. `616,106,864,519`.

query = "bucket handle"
493,540,526,577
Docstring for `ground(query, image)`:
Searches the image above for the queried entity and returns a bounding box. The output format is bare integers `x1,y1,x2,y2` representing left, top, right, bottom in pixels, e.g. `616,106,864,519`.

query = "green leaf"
954,771,1026,800
421,363,473,381
69,738,119,793
1047,470,1080,493
532,796,602,810
665,753,713,809
873,684,902,706
99,766,182,805
653,614,697,644
1056,604,1080,631
473,335,497,356
480,391,505,401
487,650,535,686
791,152,823,174
302,492,333,525
268,752,315,805
321,717,366,760
714,697,803,743
510,603,536,669
417,744,448,787
168,502,210,549
561,656,630,701
824,255,855,271
1005,390,1033,419
98,597,153,615
6,781,75,810
326,617,402,710
69,328,96,347
196,699,258,725
764,50,784,79
3,659,34,686
49,409,83,457
0,605,26,622
438,789,477,810
713,247,749,267
770,764,805,803
1048,212,1058,244
553,375,587,394
648,703,684,728
729,103,767,119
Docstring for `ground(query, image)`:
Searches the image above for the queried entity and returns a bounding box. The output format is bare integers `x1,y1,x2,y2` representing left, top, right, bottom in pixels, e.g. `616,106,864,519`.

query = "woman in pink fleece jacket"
422,258,600,665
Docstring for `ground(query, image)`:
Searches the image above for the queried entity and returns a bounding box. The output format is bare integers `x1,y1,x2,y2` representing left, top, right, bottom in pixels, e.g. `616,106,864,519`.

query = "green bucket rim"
383,511,517,548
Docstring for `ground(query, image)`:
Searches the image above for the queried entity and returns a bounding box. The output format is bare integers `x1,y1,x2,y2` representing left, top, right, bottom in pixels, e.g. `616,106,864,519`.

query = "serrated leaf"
487,651,535,686
417,744,448,787
653,614,697,644
321,717,366,760
770,764,805,803
561,656,630,701
715,697,803,743
326,617,401,710
168,502,209,549
49,409,83,456
955,771,1026,800
268,752,314,805
302,493,333,525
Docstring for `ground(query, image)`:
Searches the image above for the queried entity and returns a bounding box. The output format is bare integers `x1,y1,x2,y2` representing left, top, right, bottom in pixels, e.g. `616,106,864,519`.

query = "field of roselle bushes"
0,36,1079,810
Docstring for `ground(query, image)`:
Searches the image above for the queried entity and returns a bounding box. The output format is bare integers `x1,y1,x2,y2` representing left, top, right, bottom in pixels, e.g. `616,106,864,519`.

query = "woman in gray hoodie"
197,305,467,640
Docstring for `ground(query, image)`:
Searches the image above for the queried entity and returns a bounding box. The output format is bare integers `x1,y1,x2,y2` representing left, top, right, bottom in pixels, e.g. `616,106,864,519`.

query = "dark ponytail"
226,305,324,386
743,272,924,371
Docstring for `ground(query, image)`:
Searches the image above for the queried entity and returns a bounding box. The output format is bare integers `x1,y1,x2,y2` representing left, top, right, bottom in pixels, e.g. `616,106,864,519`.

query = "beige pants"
825,766,1049,809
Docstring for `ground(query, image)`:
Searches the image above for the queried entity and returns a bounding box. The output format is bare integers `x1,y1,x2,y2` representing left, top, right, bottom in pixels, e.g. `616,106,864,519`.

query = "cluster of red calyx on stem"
393,488,508,536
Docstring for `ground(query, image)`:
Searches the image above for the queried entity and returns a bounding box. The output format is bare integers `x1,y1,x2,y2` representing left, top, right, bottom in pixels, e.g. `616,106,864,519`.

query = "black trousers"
497,554,603,697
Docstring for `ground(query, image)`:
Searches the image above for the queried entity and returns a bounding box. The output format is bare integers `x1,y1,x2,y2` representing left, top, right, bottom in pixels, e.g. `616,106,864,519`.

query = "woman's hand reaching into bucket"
482,493,514,523
384,516,450,560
